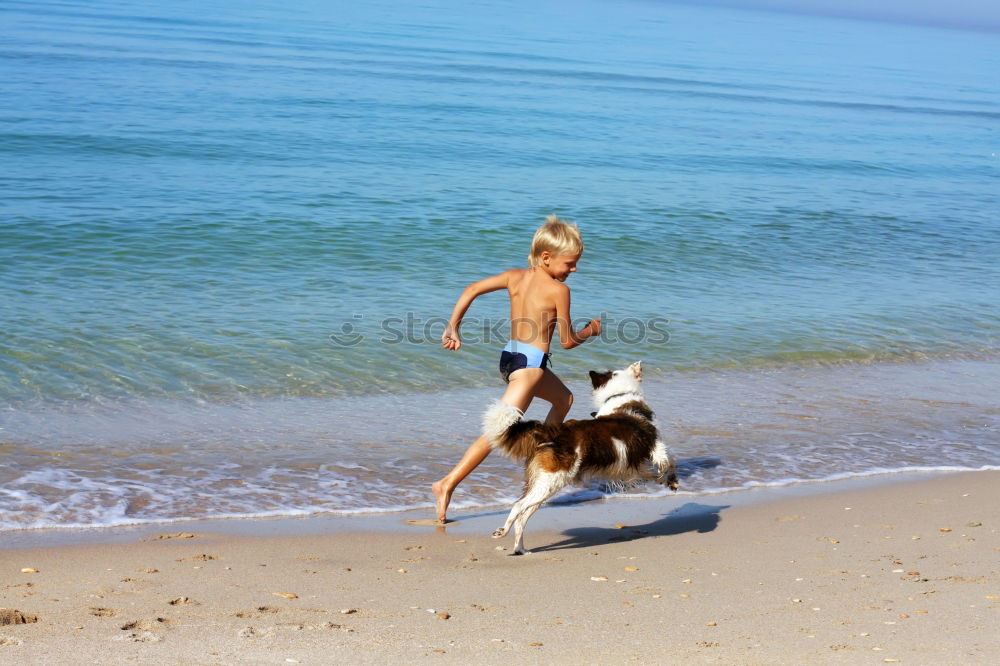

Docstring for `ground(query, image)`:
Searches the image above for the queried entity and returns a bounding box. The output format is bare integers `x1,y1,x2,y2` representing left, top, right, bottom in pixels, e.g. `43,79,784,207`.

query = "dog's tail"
482,400,548,461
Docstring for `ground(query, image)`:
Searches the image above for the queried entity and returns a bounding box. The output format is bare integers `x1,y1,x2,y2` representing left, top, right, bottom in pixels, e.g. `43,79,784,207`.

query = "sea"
2,0,998,533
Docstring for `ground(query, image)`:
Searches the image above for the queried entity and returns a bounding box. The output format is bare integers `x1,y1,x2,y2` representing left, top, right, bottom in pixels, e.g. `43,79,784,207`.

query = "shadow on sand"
416,456,729,544
676,455,723,479
531,501,730,553
591,455,722,493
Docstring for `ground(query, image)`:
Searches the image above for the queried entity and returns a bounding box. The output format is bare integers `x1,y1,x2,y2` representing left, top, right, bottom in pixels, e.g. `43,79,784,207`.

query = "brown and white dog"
484,361,678,555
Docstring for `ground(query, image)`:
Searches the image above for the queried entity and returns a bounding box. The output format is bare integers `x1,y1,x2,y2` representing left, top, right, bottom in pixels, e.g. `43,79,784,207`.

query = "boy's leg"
533,369,574,424
432,369,545,523
431,434,491,523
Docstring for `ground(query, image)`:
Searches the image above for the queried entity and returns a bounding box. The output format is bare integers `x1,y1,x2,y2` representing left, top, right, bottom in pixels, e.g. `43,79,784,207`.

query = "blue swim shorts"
499,340,551,383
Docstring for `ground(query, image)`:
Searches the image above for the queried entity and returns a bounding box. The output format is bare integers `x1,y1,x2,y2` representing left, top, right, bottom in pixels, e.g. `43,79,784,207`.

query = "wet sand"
1,471,998,664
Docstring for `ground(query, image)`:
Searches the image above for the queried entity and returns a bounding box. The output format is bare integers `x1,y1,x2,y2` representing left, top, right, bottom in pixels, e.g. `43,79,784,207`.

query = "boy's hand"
587,318,602,338
441,325,462,351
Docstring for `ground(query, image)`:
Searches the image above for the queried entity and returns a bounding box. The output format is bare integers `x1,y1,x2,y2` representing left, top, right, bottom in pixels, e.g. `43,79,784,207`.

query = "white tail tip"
482,400,523,446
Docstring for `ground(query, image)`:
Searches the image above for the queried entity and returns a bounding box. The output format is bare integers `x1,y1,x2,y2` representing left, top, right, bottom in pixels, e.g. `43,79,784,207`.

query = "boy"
433,215,601,523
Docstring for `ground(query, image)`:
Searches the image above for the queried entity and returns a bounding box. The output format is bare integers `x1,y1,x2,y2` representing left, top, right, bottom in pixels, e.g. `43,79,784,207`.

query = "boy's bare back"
506,267,568,352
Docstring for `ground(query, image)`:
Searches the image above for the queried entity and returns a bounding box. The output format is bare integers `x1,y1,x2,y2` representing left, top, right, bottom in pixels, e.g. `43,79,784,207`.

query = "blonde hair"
528,215,583,267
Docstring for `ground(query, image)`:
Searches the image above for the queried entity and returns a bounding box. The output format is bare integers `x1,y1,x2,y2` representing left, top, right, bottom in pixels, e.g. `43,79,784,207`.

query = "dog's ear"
628,361,643,380
589,370,612,389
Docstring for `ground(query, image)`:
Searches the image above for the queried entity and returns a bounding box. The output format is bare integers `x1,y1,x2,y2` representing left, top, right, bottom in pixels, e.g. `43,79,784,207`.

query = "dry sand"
2,471,998,664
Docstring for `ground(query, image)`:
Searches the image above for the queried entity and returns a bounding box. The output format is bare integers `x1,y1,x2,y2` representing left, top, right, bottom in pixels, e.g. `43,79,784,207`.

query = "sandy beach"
1,471,997,664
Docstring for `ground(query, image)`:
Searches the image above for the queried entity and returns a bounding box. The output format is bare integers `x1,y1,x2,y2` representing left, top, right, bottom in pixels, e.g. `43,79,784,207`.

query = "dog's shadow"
587,455,720,494
676,455,723,479
530,501,730,553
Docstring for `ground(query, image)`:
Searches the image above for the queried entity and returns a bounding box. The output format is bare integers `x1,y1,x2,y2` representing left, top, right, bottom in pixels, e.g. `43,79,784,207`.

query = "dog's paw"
657,472,679,491
512,548,531,556
492,528,507,538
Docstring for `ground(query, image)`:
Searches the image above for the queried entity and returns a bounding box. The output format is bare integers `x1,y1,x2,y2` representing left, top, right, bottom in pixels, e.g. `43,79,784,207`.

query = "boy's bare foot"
432,479,452,524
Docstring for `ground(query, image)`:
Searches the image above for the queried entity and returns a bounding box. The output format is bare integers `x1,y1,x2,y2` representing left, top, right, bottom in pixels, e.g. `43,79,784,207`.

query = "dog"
483,361,678,554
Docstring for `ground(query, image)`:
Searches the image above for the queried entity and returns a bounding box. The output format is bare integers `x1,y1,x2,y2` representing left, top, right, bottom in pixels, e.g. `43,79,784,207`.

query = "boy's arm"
553,284,601,350
441,271,512,351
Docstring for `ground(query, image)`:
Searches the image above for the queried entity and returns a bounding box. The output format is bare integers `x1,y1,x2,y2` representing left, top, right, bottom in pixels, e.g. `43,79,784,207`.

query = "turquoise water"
1,0,998,530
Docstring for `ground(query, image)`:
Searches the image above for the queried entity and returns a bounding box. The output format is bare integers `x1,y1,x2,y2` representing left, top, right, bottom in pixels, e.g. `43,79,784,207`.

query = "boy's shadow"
529,501,729,553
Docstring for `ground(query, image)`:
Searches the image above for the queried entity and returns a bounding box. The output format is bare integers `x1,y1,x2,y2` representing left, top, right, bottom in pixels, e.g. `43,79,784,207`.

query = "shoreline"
4,355,999,535
1,467,990,551
2,469,996,663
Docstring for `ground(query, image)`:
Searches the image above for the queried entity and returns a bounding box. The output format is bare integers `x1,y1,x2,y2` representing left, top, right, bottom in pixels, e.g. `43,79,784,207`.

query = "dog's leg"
492,497,526,539
510,498,548,555
493,468,538,539
493,469,540,539
652,440,679,491
510,471,566,555
664,447,679,491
